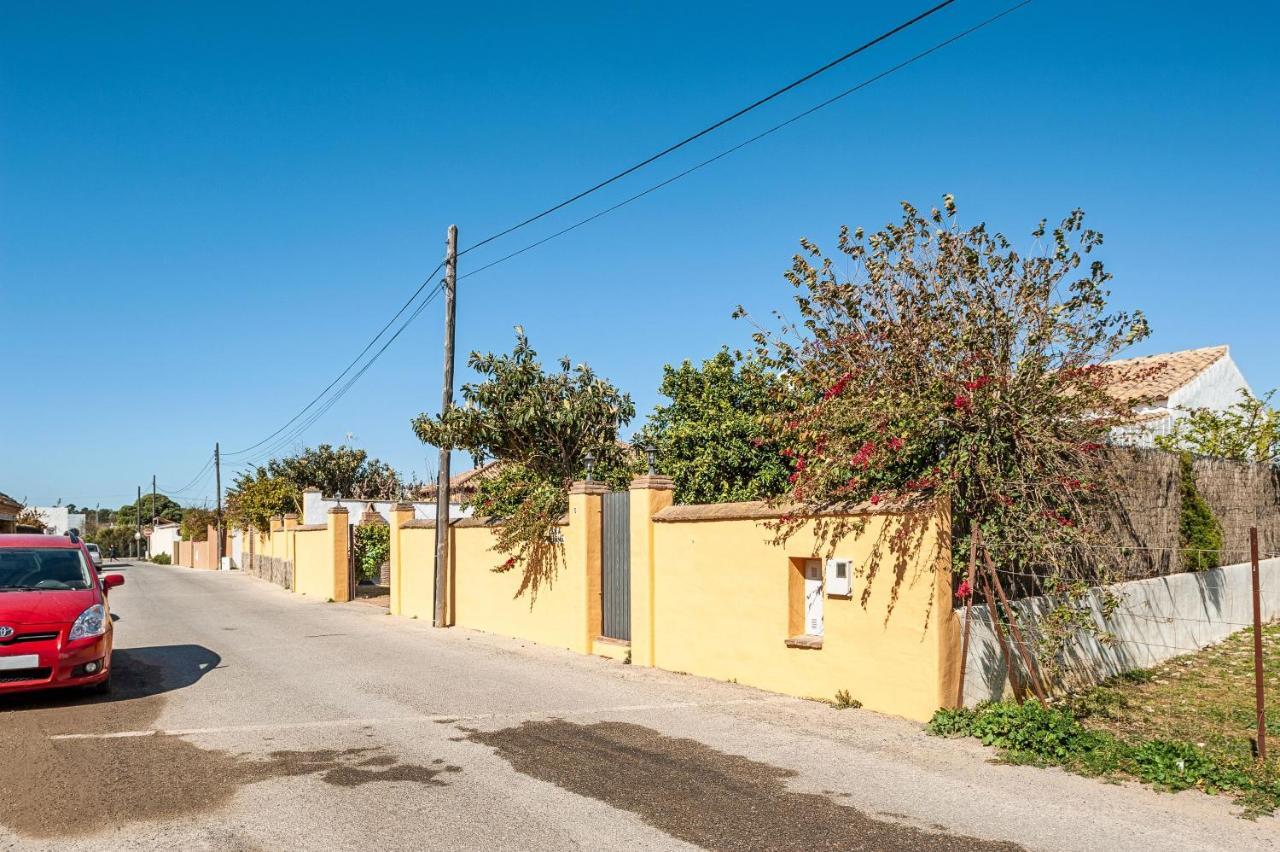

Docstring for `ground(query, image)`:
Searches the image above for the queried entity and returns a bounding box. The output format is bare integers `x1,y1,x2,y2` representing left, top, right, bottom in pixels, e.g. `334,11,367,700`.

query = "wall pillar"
328,507,351,602
283,513,299,573
629,474,675,667
567,480,607,654
388,502,415,616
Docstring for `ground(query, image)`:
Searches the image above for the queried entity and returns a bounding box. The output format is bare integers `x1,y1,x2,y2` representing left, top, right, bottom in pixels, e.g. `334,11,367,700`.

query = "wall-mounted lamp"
584,451,596,483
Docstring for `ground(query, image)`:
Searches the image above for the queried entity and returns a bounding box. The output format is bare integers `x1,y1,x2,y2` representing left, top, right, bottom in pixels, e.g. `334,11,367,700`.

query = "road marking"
47,696,797,740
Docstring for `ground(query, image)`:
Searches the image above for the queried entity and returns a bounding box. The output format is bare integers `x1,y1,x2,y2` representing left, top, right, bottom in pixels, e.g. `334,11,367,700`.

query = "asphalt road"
0,562,1275,851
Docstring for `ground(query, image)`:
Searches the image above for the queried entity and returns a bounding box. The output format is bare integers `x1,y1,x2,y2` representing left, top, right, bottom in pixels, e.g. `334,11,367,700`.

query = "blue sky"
2,1,1277,509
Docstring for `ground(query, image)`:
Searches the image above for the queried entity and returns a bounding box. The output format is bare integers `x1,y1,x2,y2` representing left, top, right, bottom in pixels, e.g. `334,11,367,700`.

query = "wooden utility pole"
151,475,157,528
215,442,224,566
433,224,458,628
135,485,142,559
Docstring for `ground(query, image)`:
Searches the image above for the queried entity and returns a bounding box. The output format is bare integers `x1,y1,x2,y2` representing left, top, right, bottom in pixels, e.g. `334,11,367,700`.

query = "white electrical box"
826,558,852,597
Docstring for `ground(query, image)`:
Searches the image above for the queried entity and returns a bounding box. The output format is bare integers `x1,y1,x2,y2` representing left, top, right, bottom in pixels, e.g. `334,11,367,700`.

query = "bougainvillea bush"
740,197,1152,662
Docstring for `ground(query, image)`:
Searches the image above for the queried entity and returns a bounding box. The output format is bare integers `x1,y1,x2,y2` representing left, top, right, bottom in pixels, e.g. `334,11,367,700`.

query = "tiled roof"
0,491,22,510
1100,346,1228,404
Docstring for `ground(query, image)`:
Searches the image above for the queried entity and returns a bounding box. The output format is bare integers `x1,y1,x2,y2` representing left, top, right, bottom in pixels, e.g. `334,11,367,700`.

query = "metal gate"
601,490,631,641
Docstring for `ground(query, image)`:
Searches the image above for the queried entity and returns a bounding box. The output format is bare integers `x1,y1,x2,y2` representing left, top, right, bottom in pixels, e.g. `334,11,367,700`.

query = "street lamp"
644,445,657,476
133,530,142,559
584,452,595,483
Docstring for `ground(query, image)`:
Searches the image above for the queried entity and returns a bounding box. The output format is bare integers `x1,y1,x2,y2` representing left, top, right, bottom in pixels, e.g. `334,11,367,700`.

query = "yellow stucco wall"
650,503,956,722
450,521,590,653
395,526,437,620
292,528,332,599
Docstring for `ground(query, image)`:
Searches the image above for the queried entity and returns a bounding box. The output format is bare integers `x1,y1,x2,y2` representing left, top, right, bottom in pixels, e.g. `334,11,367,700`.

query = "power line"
223,261,446,458
216,0,1025,464
458,0,1035,283
156,454,216,495
457,0,960,258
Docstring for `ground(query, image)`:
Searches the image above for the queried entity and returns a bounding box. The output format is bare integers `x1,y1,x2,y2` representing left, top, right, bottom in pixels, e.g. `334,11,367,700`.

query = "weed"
832,689,862,710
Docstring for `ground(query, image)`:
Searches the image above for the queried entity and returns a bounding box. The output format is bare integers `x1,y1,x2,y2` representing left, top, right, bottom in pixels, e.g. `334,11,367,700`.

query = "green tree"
224,468,297,531
635,349,792,504
116,494,183,526
181,507,218,542
413,328,636,597
1155,389,1280,464
267,444,402,500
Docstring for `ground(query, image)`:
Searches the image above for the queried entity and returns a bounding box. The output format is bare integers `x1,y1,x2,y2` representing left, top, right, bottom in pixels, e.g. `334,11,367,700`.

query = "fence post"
388,503,416,616
629,474,675,668
328,507,350,602
1251,527,1267,762
567,480,607,654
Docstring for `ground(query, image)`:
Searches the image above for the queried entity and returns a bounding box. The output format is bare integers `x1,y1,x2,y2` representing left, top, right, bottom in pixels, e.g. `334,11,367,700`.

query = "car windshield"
0,548,93,591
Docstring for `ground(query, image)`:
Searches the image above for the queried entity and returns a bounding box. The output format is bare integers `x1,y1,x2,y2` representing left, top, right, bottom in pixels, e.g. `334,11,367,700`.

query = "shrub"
832,689,862,709
1177,452,1222,571
151,552,172,565
353,524,390,583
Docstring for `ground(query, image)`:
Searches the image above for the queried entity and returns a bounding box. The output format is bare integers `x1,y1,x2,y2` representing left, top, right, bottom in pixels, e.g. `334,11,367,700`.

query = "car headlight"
68,605,106,641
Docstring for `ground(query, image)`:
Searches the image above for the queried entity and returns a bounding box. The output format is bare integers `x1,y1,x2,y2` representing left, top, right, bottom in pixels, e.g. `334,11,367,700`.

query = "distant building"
1104,345,1252,446
148,520,182,559
0,491,21,533
31,506,87,536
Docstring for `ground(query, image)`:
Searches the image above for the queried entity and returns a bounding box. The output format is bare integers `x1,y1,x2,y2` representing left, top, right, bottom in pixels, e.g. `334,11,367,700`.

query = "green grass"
930,625,1280,817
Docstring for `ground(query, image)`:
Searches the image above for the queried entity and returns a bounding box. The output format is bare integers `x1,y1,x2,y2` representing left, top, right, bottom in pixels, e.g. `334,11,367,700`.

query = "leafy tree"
634,349,792,504
742,198,1151,677
86,525,139,557
413,328,636,597
116,494,183,526
1155,389,1280,465
225,468,296,531
181,507,218,542
267,444,401,500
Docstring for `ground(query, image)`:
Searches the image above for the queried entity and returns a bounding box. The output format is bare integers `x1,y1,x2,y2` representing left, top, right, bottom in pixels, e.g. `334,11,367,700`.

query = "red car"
0,534,124,696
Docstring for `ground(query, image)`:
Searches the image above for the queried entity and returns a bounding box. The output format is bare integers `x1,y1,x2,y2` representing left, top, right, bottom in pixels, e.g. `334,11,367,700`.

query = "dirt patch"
0,649,456,839
470,720,1021,851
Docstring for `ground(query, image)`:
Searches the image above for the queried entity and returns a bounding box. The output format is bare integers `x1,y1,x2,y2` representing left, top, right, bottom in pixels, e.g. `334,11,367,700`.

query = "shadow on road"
0,644,221,711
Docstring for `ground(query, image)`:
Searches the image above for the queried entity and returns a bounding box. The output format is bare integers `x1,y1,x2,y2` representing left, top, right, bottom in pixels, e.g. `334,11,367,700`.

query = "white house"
147,520,182,559
32,506,87,536
1104,345,1252,446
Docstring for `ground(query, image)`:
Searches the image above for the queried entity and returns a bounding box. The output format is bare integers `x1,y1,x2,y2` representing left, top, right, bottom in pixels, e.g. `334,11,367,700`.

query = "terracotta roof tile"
1100,346,1228,404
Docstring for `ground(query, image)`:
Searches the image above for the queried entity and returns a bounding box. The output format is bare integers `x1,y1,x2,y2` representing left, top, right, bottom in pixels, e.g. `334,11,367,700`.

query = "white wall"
32,507,87,535
961,557,1280,705
148,525,181,559
300,490,471,526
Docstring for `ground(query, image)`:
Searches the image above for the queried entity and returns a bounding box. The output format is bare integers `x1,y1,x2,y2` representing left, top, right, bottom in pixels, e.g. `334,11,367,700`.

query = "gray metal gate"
601,490,631,641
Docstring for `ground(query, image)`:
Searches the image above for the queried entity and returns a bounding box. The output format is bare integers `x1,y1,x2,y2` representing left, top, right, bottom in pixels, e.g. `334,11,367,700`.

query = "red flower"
955,580,972,599
794,457,806,471
887,437,905,452
869,493,881,506
851,440,877,469
1079,441,1103,453
788,472,800,483
952,393,972,411
823,372,852,401
963,375,992,392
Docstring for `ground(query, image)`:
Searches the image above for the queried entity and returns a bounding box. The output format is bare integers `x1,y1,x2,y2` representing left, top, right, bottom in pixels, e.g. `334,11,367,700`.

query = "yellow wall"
650,503,956,722
291,528,332,598
449,521,589,652
396,526,436,620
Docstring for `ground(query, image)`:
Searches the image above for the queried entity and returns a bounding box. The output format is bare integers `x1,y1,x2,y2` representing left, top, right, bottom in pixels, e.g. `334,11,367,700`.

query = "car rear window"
0,548,93,591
